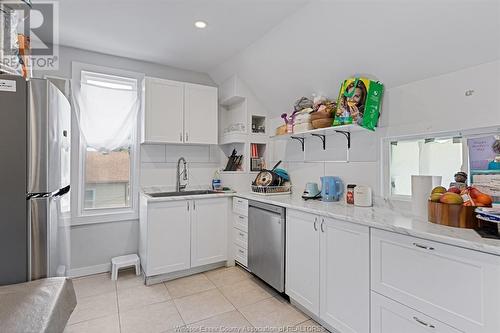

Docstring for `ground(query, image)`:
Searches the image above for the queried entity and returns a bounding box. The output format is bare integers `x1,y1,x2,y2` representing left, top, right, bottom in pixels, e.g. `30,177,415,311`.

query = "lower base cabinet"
371,292,462,333
286,210,369,333
320,217,369,333
140,196,228,277
191,198,228,267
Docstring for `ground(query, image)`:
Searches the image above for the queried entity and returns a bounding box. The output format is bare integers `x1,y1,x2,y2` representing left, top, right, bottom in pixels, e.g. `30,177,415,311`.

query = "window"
71,63,142,223
390,137,464,197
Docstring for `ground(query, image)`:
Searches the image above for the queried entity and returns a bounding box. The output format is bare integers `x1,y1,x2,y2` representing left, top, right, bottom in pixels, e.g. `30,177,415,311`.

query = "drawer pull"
320,218,325,233
413,243,435,251
239,232,245,237
313,217,318,231
238,249,244,254
239,215,245,220
413,316,436,329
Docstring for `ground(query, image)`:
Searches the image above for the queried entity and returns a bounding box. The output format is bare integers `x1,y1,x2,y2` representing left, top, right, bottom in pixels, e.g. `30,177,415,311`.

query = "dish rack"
251,185,291,195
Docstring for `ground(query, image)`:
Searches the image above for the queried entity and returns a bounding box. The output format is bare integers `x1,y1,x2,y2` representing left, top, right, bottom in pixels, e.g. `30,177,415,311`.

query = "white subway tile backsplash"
140,162,177,187
140,144,221,188
165,145,211,163
324,161,379,194
287,162,324,194
141,145,166,163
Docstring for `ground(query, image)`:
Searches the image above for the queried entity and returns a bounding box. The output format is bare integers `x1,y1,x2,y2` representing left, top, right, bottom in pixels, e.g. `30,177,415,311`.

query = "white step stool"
111,254,140,280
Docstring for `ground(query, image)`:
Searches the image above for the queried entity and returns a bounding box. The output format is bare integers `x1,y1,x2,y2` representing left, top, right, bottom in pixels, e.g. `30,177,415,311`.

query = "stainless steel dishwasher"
248,200,286,292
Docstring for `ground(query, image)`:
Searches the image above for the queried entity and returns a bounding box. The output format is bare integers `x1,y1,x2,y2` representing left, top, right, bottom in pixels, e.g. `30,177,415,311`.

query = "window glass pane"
78,70,138,213
390,138,463,196
84,148,131,210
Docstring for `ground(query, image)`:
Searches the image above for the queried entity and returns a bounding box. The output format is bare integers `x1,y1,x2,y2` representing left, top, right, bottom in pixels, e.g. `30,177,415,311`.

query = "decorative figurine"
449,171,468,190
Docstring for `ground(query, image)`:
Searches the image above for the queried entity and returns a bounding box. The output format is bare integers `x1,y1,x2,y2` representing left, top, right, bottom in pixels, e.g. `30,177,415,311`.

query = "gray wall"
35,45,214,275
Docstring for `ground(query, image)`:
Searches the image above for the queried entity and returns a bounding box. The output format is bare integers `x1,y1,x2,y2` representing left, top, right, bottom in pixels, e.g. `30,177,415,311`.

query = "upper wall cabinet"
184,83,218,145
142,77,218,145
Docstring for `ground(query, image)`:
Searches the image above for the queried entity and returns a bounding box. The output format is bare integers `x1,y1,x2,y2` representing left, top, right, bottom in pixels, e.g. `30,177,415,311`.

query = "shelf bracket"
290,136,305,151
335,130,351,149
311,134,326,150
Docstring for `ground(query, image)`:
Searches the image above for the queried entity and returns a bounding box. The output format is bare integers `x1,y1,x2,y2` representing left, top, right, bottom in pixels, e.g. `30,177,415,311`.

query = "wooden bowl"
312,118,333,129
275,124,287,136
310,112,333,121
428,201,478,229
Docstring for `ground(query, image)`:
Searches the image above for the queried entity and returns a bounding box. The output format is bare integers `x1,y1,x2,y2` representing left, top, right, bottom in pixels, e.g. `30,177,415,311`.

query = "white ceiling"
210,0,500,116
53,0,309,73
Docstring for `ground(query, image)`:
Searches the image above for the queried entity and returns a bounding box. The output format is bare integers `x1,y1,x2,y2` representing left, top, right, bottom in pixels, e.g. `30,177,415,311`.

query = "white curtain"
71,80,140,152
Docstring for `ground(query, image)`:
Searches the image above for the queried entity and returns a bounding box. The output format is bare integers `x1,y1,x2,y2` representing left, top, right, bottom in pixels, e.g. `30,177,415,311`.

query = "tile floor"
64,266,328,333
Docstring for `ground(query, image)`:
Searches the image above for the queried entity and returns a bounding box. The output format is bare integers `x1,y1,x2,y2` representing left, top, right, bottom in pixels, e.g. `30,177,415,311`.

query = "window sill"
71,210,139,226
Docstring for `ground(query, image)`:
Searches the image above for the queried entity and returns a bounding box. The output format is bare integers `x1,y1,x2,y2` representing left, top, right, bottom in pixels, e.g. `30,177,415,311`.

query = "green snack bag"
333,77,384,131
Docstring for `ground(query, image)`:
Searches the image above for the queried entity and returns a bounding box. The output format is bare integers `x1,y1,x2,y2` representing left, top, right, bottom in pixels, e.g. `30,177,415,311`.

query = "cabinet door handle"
239,232,245,237
413,316,436,329
185,132,189,142
238,249,245,254
413,243,435,251
193,201,196,210
313,217,318,231
320,218,325,233
180,132,183,142
239,215,245,220
187,201,189,211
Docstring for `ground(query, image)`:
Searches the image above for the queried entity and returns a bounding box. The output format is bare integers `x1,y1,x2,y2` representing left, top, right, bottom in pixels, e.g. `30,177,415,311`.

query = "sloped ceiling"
209,0,500,117
55,0,308,73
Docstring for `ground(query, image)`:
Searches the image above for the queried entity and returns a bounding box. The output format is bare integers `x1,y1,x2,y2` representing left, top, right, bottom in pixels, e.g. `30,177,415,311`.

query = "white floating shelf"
270,124,367,140
270,124,374,152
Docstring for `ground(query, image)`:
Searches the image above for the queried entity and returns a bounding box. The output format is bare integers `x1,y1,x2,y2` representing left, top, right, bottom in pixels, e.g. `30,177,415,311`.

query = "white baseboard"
68,263,111,278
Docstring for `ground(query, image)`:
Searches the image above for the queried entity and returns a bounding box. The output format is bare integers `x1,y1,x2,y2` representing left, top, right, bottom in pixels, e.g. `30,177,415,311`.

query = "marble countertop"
236,193,500,256
140,188,500,256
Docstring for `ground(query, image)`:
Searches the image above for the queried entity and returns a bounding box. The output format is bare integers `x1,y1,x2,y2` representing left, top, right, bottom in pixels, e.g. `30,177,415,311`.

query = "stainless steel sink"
147,190,219,198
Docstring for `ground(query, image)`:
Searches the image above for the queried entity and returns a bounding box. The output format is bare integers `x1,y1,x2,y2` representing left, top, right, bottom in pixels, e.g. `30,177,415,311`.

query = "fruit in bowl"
429,193,443,202
439,192,464,205
447,186,461,194
431,186,447,195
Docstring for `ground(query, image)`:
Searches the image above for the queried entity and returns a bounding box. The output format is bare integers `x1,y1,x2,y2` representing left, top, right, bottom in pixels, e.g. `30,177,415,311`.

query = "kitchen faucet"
176,157,188,191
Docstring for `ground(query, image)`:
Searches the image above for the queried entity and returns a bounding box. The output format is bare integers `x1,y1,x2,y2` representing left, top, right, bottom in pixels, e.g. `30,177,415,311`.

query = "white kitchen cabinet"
142,78,184,144
142,77,218,144
371,292,462,333
286,210,320,316
139,196,228,277
371,229,500,333
286,210,369,332
141,199,191,276
320,217,369,333
191,198,228,267
184,83,218,144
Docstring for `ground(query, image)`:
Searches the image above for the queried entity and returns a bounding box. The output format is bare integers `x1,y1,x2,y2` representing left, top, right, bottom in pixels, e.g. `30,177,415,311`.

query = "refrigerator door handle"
27,185,70,200
27,192,52,200
52,185,70,198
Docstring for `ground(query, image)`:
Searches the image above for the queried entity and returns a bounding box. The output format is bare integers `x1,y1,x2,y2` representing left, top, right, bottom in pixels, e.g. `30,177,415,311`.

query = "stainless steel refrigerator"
0,75,71,285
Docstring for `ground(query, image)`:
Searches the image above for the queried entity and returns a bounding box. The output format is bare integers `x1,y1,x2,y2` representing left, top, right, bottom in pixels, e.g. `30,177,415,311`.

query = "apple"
447,187,461,194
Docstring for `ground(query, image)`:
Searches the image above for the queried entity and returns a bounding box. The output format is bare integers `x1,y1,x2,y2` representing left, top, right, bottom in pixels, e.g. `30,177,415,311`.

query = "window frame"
381,126,500,201
71,62,144,225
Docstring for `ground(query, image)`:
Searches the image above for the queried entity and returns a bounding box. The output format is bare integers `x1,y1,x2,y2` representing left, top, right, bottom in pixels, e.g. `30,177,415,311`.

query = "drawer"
234,244,248,267
233,197,248,216
371,292,462,333
371,229,500,333
233,228,248,249
233,214,248,232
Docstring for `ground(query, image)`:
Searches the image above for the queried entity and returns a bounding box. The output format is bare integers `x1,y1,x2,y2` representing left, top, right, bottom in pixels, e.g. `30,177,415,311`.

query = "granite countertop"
140,188,500,256
236,193,500,256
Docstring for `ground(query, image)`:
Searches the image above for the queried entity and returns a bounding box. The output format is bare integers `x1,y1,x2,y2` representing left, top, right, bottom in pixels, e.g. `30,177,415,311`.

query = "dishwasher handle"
248,200,285,216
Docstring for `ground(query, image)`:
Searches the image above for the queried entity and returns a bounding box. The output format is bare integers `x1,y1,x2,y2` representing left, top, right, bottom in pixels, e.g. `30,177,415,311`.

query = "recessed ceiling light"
194,21,207,29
